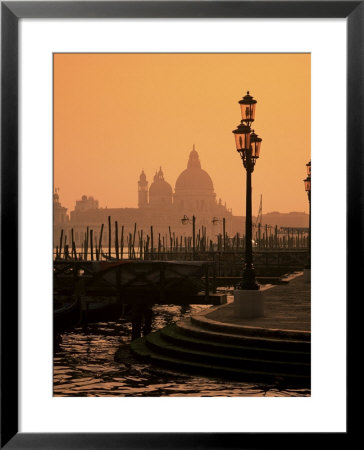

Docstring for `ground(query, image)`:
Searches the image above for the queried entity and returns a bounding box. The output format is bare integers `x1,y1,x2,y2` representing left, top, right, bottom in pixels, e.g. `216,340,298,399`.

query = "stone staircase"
130,313,311,387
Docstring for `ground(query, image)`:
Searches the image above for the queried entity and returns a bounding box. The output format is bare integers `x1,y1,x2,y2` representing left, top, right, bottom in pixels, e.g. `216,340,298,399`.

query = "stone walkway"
205,273,310,332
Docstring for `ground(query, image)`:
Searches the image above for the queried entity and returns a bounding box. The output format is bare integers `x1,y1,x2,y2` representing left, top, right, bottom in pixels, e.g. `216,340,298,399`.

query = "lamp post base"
237,263,259,290
233,289,264,318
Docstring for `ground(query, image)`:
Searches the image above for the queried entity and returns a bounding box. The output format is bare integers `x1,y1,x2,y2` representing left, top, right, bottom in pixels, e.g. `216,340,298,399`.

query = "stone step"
190,313,311,342
160,324,310,363
176,319,311,353
145,331,310,376
130,337,310,387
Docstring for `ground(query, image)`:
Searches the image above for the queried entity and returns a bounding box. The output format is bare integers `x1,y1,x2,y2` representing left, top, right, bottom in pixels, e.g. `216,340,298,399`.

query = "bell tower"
53,188,69,224
138,170,148,207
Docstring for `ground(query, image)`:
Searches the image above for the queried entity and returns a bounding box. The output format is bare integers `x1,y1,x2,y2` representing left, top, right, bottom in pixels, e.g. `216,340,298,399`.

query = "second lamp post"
232,91,262,290
304,160,311,270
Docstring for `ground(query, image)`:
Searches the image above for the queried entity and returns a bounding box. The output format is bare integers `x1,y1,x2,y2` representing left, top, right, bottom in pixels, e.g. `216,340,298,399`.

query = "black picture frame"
1,1,359,448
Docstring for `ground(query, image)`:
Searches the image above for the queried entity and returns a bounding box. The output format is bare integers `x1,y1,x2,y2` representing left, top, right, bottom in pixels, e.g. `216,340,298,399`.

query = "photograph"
1,0,356,446
53,52,311,397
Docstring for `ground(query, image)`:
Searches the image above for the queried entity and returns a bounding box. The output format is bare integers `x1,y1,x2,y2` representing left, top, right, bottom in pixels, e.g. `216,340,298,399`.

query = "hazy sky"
54,53,310,216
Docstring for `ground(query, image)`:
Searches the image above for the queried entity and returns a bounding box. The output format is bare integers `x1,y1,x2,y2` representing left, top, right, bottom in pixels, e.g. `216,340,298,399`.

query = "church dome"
149,167,173,207
175,146,214,192
149,167,172,196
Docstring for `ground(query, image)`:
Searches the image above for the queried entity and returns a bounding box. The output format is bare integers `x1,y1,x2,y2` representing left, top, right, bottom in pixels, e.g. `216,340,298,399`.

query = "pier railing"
54,249,309,283
54,260,212,301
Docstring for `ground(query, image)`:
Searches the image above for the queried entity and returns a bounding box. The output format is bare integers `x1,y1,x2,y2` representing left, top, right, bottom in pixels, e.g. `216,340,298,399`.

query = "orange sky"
54,53,310,216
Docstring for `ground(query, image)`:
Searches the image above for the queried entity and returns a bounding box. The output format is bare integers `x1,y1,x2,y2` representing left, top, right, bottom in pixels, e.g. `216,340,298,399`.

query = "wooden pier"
54,260,227,339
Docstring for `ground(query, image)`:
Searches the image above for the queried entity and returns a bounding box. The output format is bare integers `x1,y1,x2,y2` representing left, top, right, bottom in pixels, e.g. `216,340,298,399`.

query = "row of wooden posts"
54,217,309,261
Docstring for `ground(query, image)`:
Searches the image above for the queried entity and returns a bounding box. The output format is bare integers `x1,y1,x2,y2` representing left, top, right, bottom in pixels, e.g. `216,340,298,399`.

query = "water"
54,294,310,397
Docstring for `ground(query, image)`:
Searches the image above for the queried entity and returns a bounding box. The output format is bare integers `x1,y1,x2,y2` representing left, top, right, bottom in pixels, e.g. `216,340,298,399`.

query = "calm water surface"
54,293,310,397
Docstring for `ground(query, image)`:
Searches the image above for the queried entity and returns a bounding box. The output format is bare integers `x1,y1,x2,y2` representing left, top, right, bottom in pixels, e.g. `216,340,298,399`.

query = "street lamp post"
211,217,220,227
304,161,311,270
212,216,226,251
232,92,262,290
181,215,196,257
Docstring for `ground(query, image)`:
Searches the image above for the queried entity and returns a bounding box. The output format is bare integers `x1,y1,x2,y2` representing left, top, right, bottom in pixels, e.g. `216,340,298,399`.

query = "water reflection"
54,302,310,397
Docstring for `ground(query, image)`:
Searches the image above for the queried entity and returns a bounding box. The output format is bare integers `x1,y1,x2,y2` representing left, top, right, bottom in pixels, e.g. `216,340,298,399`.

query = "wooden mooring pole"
120,225,124,260
98,223,104,259
115,221,119,260
108,216,111,258
150,226,154,260
90,229,94,261
223,218,226,252
59,229,64,259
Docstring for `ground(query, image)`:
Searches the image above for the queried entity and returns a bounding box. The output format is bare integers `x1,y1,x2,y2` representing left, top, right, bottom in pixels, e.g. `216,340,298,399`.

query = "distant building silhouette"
54,146,308,248
74,194,99,212
137,170,148,208
53,188,69,225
